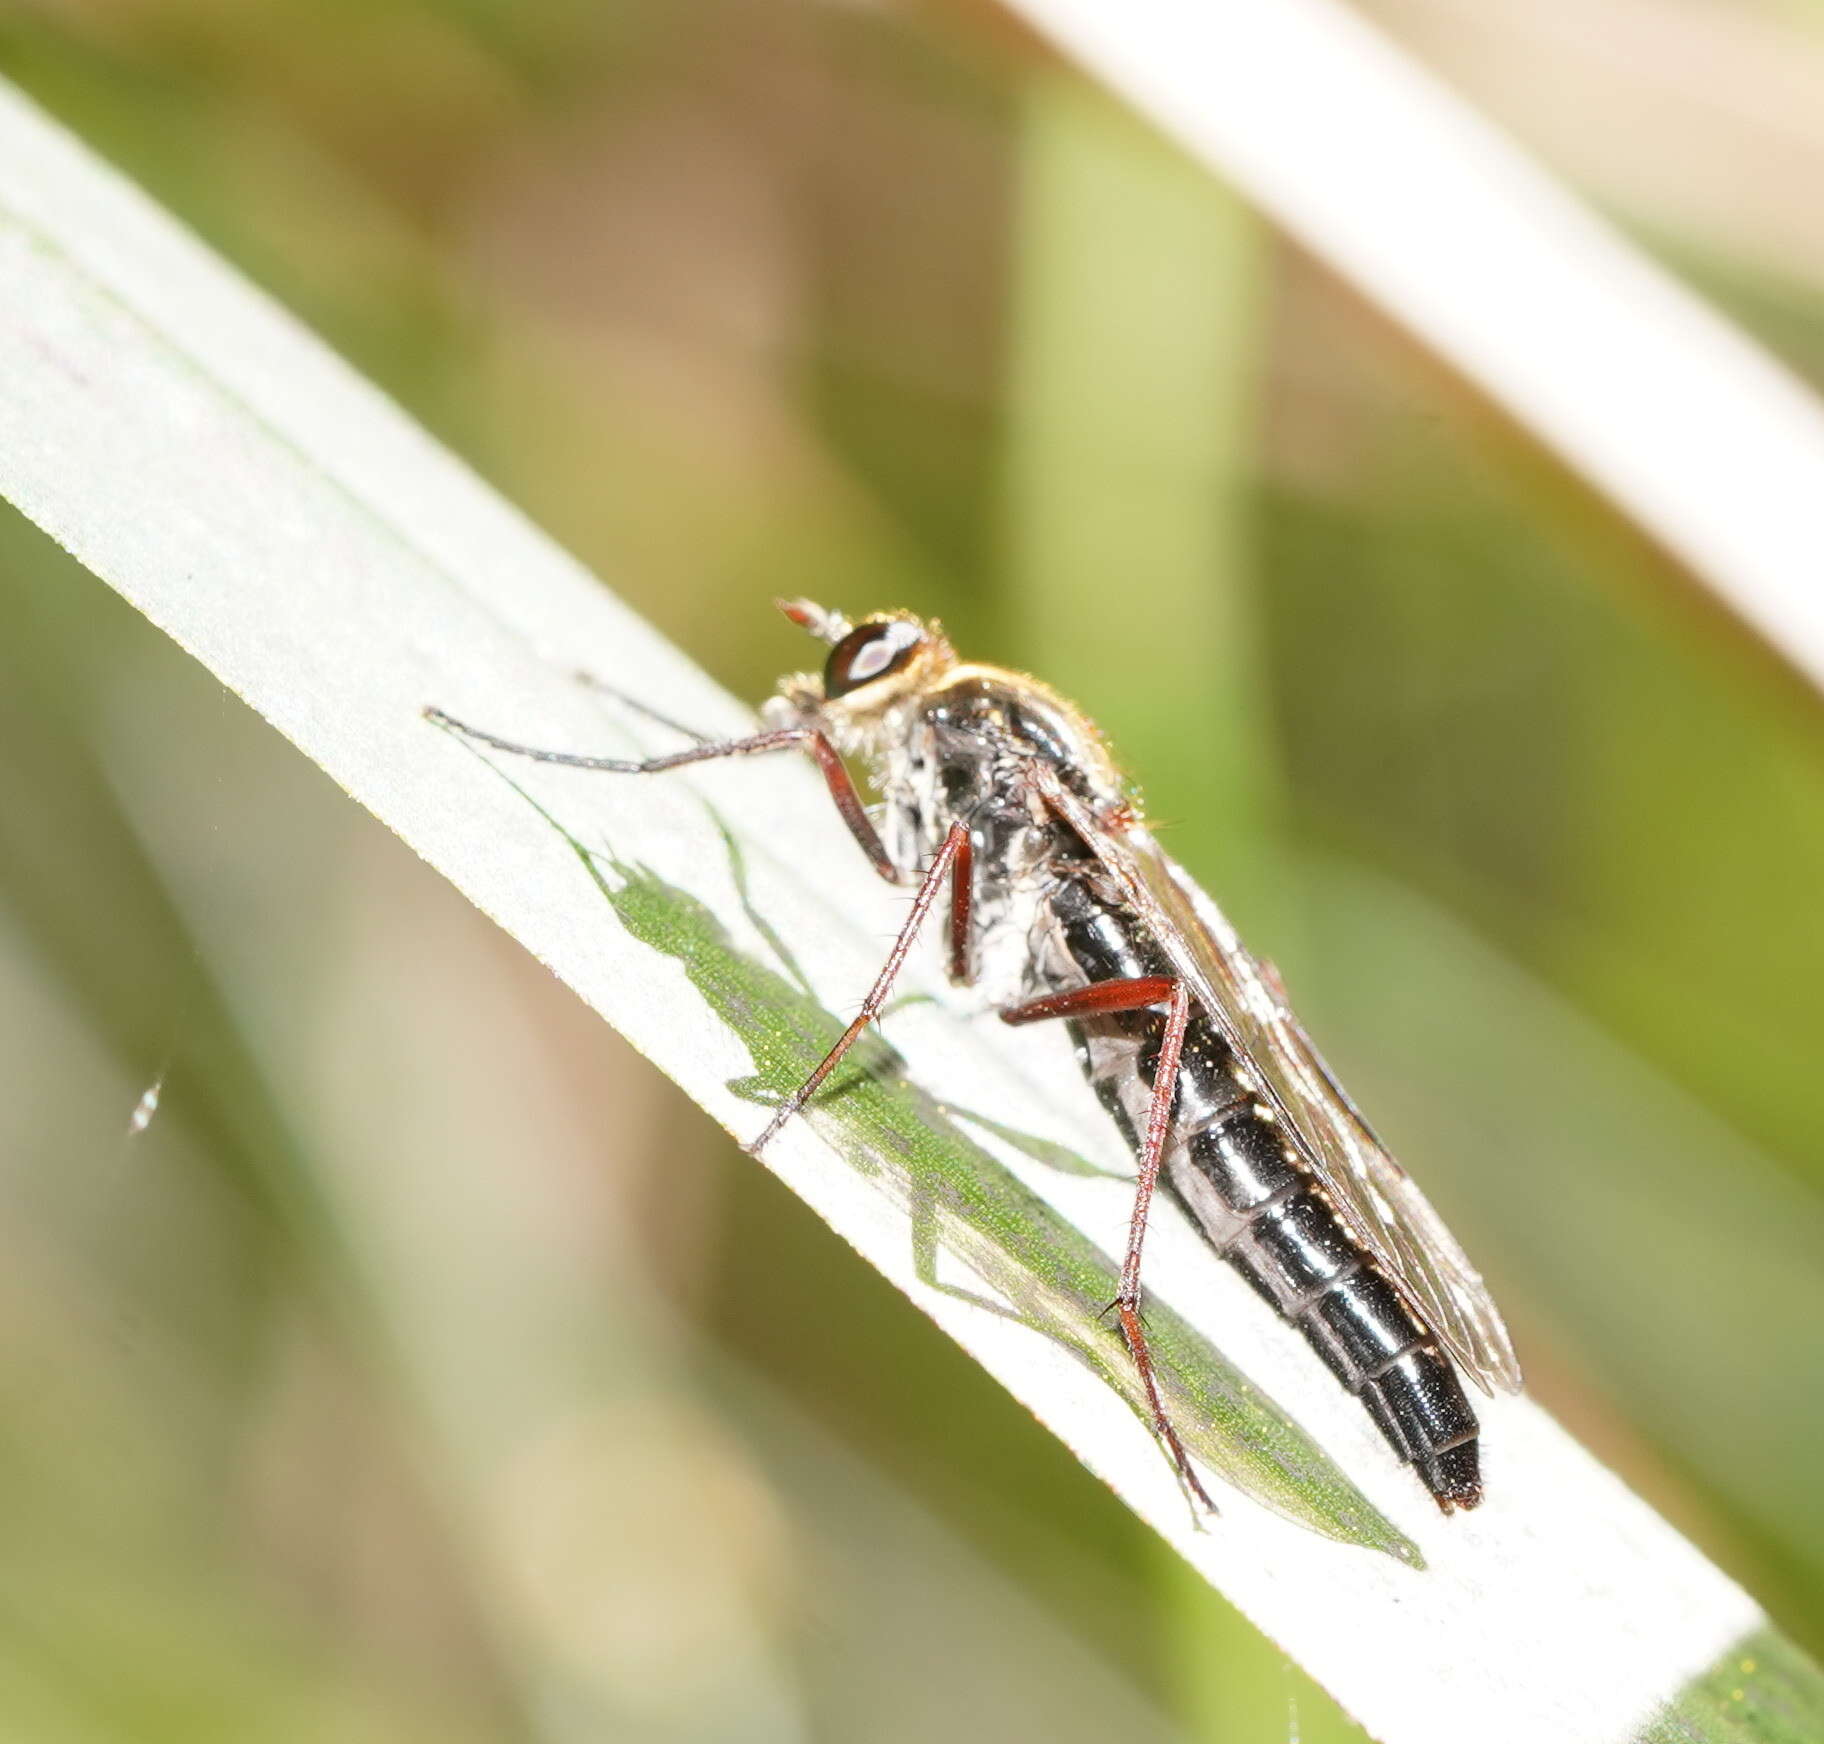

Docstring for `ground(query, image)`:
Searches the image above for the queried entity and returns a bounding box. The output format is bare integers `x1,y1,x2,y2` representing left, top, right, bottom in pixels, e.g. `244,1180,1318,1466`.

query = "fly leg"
746,820,973,1155
567,671,716,747
947,829,974,985
424,707,899,883
1001,975,1212,1509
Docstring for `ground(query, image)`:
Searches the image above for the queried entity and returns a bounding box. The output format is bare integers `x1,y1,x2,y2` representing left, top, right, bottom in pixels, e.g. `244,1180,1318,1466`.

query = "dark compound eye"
824,620,924,698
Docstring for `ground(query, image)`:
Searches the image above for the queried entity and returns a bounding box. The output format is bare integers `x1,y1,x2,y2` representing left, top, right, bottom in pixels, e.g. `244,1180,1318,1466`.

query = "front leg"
426,706,900,883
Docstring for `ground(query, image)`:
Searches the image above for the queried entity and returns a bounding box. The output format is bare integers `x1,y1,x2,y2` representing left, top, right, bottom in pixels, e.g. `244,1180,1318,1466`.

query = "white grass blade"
1001,0,1824,698
0,77,1813,1744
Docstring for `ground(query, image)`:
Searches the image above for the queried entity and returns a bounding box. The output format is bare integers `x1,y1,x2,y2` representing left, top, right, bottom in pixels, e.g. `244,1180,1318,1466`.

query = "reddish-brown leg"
746,820,972,1156
999,977,1177,1026
948,831,974,985
1002,975,1211,1508
425,707,900,883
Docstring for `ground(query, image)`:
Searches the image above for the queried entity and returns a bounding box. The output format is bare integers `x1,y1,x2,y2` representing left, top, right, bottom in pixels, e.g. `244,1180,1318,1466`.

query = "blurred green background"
1,0,1822,1738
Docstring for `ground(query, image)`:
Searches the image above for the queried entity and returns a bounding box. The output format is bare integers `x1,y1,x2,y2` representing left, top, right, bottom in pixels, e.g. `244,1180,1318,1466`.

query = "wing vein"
1029,762,1523,1396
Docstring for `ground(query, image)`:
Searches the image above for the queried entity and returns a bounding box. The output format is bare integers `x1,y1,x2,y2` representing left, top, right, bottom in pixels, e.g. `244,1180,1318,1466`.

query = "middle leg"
747,820,974,1155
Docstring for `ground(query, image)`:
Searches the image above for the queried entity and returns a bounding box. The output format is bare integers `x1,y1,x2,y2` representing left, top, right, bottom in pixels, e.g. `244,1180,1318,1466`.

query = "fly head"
763,600,956,757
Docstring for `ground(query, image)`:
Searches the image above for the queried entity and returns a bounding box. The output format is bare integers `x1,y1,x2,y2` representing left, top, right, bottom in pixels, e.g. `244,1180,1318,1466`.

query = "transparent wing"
1031,765,1523,1396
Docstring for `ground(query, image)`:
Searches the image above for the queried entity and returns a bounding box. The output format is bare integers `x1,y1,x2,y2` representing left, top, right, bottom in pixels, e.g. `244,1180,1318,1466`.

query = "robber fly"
428,602,1522,1511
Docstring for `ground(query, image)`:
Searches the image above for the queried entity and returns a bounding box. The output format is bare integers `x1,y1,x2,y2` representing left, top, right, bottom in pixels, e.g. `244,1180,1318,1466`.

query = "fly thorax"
861,697,945,880
971,827,1058,1003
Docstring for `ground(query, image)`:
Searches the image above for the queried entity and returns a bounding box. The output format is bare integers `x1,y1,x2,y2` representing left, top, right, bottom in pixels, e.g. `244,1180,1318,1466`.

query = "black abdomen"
1040,879,1482,1510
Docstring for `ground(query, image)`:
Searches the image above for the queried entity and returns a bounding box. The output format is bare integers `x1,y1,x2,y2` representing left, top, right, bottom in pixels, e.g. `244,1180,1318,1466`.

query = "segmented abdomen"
1039,879,1482,1510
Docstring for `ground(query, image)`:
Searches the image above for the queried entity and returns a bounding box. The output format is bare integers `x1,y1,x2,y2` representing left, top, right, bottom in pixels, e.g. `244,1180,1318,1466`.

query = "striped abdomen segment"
1046,888,1482,1509
1166,1053,1482,1510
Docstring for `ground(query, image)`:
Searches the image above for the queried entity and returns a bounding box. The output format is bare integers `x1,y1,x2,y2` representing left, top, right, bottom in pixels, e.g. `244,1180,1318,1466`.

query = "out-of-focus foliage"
0,0,1819,1738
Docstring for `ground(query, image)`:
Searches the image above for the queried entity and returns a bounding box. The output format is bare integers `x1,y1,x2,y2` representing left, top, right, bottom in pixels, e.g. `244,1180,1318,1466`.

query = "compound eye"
824,620,923,698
